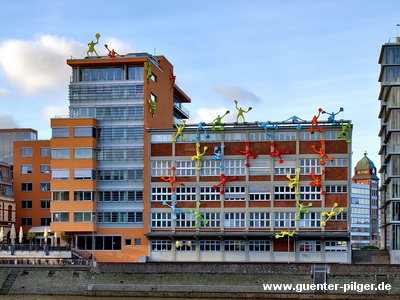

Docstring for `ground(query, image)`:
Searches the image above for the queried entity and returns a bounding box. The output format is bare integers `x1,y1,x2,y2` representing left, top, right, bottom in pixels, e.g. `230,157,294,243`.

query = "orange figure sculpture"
104,44,123,59
236,141,258,167
270,142,290,164
213,174,238,194
310,170,326,195
160,167,185,191
311,140,334,165
309,108,323,134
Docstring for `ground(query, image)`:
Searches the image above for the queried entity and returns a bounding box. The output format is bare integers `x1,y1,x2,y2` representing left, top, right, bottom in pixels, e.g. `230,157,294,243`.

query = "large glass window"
52,169,70,180
52,148,70,159
299,241,321,252
74,148,95,159
384,46,400,64
52,127,70,138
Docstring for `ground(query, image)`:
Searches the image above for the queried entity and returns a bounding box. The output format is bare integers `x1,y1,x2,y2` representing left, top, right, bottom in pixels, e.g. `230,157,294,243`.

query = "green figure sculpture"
211,110,230,131
295,197,313,221
148,97,157,116
189,202,208,228
144,62,153,83
87,33,101,57
234,100,252,123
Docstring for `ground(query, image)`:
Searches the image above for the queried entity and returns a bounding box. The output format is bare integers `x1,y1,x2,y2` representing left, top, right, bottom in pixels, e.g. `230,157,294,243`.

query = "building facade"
0,129,37,165
0,162,16,242
378,37,400,250
350,153,380,248
147,121,352,263
47,52,190,262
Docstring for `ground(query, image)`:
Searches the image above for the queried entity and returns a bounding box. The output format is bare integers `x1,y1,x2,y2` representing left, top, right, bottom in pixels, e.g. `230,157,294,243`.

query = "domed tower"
351,152,380,248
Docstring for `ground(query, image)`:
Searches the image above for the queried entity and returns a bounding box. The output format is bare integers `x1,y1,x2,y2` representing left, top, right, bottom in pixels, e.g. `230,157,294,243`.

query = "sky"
0,0,399,169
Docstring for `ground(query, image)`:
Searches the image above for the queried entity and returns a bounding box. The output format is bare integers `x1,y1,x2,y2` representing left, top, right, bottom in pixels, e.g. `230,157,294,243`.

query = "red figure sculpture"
311,140,334,165
161,167,185,191
169,69,176,91
104,44,123,59
309,108,323,134
270,142,290,164
213,174,238,194
310,170,326,195
236,141,258,167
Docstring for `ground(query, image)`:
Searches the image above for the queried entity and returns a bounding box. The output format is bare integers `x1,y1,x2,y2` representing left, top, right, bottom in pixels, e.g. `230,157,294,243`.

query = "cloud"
41,106,69,121
0,87,11,98
102,36,137,56
0,113,19,128
213,85,262,104
0,35,84,96
189,107,235,123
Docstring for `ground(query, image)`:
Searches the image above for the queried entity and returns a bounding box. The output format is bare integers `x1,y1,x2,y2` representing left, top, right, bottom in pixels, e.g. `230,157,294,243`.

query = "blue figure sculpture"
195,122,210,139
255,121,279,138
283,115,306,130
162,196,182,220
212,145,225,170
322,107,344,125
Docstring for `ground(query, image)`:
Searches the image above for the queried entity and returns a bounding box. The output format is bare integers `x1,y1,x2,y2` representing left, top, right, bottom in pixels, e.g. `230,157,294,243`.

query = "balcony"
173,101,190,119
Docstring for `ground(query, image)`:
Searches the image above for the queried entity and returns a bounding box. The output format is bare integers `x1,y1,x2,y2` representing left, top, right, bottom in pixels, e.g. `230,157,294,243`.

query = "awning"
28,226,49,233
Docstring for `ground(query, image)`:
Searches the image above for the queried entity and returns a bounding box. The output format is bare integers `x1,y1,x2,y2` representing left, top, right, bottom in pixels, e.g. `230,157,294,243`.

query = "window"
74,126,96,138
40,164,50,174
300,131,321,140
299,212,321,228
21,183,32,192
199,240,221,251
40,182,50,191
74,148,95,159
21,147,32,157
21,165,33,174
74,169,95,180
176,213,196,228
76,235,122,251
274,160,296,175
52,169,70,180
151,240,172,251
200,186,220,201
151,213,172,227
224,240,245,251
134,238,142,246
151,134,173,143
224,186,246,201
201,213,221,227
97,212,142,223
41,217,51,226
127,66,144,80
274,186,296,200
74,191,95,201
98,190,143,202
97,126,143,140
200,160,220,176
249,240,271,251
52,148,70,159
151,187,172,201
52,127,70,138
325,185,348,193
274,212,296,228
299,186,321,201
175,160,196,176
224,132,246,142
249,132,269,142
176,186,196,201
324,131,341,140
299,158,322,175
274,131,296,141
97,169,142,181
21,217,32,226
40,200,51,209
81,67,123,81
325,241,347,252
224,213,245,228
74,212,94,222
325,158,348,167
299,241,321,252
249,186,270,201
249,158,270,176
249,212,270,227
52,212,69,222
125,239,132,246
41,147,51,157
52,191,69,201
21,200,32,209
151,161,172,177
175,240,196,251
223,160,246,176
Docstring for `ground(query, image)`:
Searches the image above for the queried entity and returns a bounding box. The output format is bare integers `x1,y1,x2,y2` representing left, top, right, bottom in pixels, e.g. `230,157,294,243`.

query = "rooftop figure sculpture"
87,33,101,57
234,100,252,123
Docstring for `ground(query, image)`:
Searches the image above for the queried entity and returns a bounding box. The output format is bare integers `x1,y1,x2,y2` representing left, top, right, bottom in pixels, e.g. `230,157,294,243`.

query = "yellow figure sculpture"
172,120,186,142
87,33,101,57
234,100,252,123
275,231,298,239
322,203,344,226
191,143,208,170
287,168,300,195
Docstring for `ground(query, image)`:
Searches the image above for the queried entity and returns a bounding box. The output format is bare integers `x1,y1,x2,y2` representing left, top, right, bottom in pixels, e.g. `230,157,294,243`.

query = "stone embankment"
0,263,399,299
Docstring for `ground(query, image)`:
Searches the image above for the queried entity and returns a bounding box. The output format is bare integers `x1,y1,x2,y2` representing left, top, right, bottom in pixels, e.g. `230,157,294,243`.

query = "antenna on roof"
154,48,156,56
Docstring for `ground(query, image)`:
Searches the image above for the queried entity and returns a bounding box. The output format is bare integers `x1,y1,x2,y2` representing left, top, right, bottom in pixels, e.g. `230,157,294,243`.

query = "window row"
151,212,347,228
52,190,143,202
69,84,144,101
51,211,143,223
49,147,143,160
51,169,143,181
21,147,51,157
150,240,347,252
74,66,144,82
21,182,50,192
